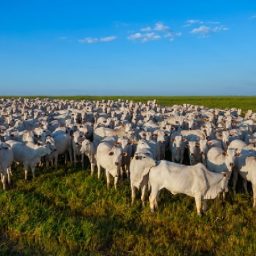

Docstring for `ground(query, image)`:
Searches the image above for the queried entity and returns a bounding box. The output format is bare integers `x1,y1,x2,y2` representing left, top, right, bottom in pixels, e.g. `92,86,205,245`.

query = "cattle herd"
0,97,256,216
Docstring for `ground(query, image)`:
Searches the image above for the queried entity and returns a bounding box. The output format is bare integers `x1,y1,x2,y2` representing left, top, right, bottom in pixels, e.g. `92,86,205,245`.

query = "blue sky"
0,0,256,96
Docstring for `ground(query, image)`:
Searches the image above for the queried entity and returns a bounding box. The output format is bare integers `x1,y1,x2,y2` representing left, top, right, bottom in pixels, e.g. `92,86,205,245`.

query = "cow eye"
109,152,114,156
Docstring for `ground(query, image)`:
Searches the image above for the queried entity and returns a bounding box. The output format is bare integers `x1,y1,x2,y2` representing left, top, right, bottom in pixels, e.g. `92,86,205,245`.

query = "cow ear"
109,151,114,156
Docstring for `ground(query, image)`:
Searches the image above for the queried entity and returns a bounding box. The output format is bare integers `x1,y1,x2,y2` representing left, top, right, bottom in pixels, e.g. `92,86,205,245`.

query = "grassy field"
1,164,256,256
1,96,256,255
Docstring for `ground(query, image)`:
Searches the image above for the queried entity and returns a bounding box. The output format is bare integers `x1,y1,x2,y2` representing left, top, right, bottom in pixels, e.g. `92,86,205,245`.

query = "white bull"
149,161,230,215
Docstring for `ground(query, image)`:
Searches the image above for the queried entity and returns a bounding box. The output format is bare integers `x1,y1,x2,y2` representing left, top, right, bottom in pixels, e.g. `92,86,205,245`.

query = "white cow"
149,161,230,215
235,156,256,207
96,138,124,189
6,140,51,180
136,139,157,160
188,141,201,165
118,137,133,177
228,139,247,153
130,152,156,206
232,148,256,206
80,139,97,174
0,142,13,190
171,135,186,163
50,130,73,168
207,147,237,173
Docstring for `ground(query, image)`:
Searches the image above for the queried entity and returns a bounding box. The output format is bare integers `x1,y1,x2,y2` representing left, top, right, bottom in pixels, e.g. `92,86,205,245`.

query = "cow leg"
81,154,84,169
24,164,29,180
243,179,248,194
141,184,147,207
232,169,238,194
91,163,95,175
149,187,159,213
222,192,226,201
202,200,208,212
114,176,118,190
31,166,36,179
126,163,130,178
195,195,202,216
131,185,136,205
106,170,110,189
73,151,77,167
54,155,58,169
65,153,68,165
252,184,256,208
1,173,6,190
7,168,12,185
120,165,125,179
97,164,101,179
68,148,73,164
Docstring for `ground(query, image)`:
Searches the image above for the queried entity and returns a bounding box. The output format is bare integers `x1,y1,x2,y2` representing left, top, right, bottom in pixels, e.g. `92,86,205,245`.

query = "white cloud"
100,36,117,42
185,19,203,27
191,24,228,37
79,36,117,44
154,22,169,31
128,32,161,42
185,19,222,28
129,21,181,42
79,37,99,44
212,25,229,32
191,25,211,36
164,31,182,41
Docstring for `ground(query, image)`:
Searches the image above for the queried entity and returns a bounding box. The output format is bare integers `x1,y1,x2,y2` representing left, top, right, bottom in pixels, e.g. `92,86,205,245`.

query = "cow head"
134,152,156,176
108,145,123,175
223,149,239,172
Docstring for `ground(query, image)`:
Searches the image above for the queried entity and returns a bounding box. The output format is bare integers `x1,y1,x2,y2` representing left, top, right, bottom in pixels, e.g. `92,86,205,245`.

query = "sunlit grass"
1,164,256,255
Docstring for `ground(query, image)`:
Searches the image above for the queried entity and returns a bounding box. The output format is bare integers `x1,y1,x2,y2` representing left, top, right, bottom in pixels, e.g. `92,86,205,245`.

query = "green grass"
1,165,256,256
3,96,256,112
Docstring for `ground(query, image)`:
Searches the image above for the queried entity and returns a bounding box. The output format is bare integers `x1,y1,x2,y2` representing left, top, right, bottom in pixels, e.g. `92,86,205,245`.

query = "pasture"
1,96,256,256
